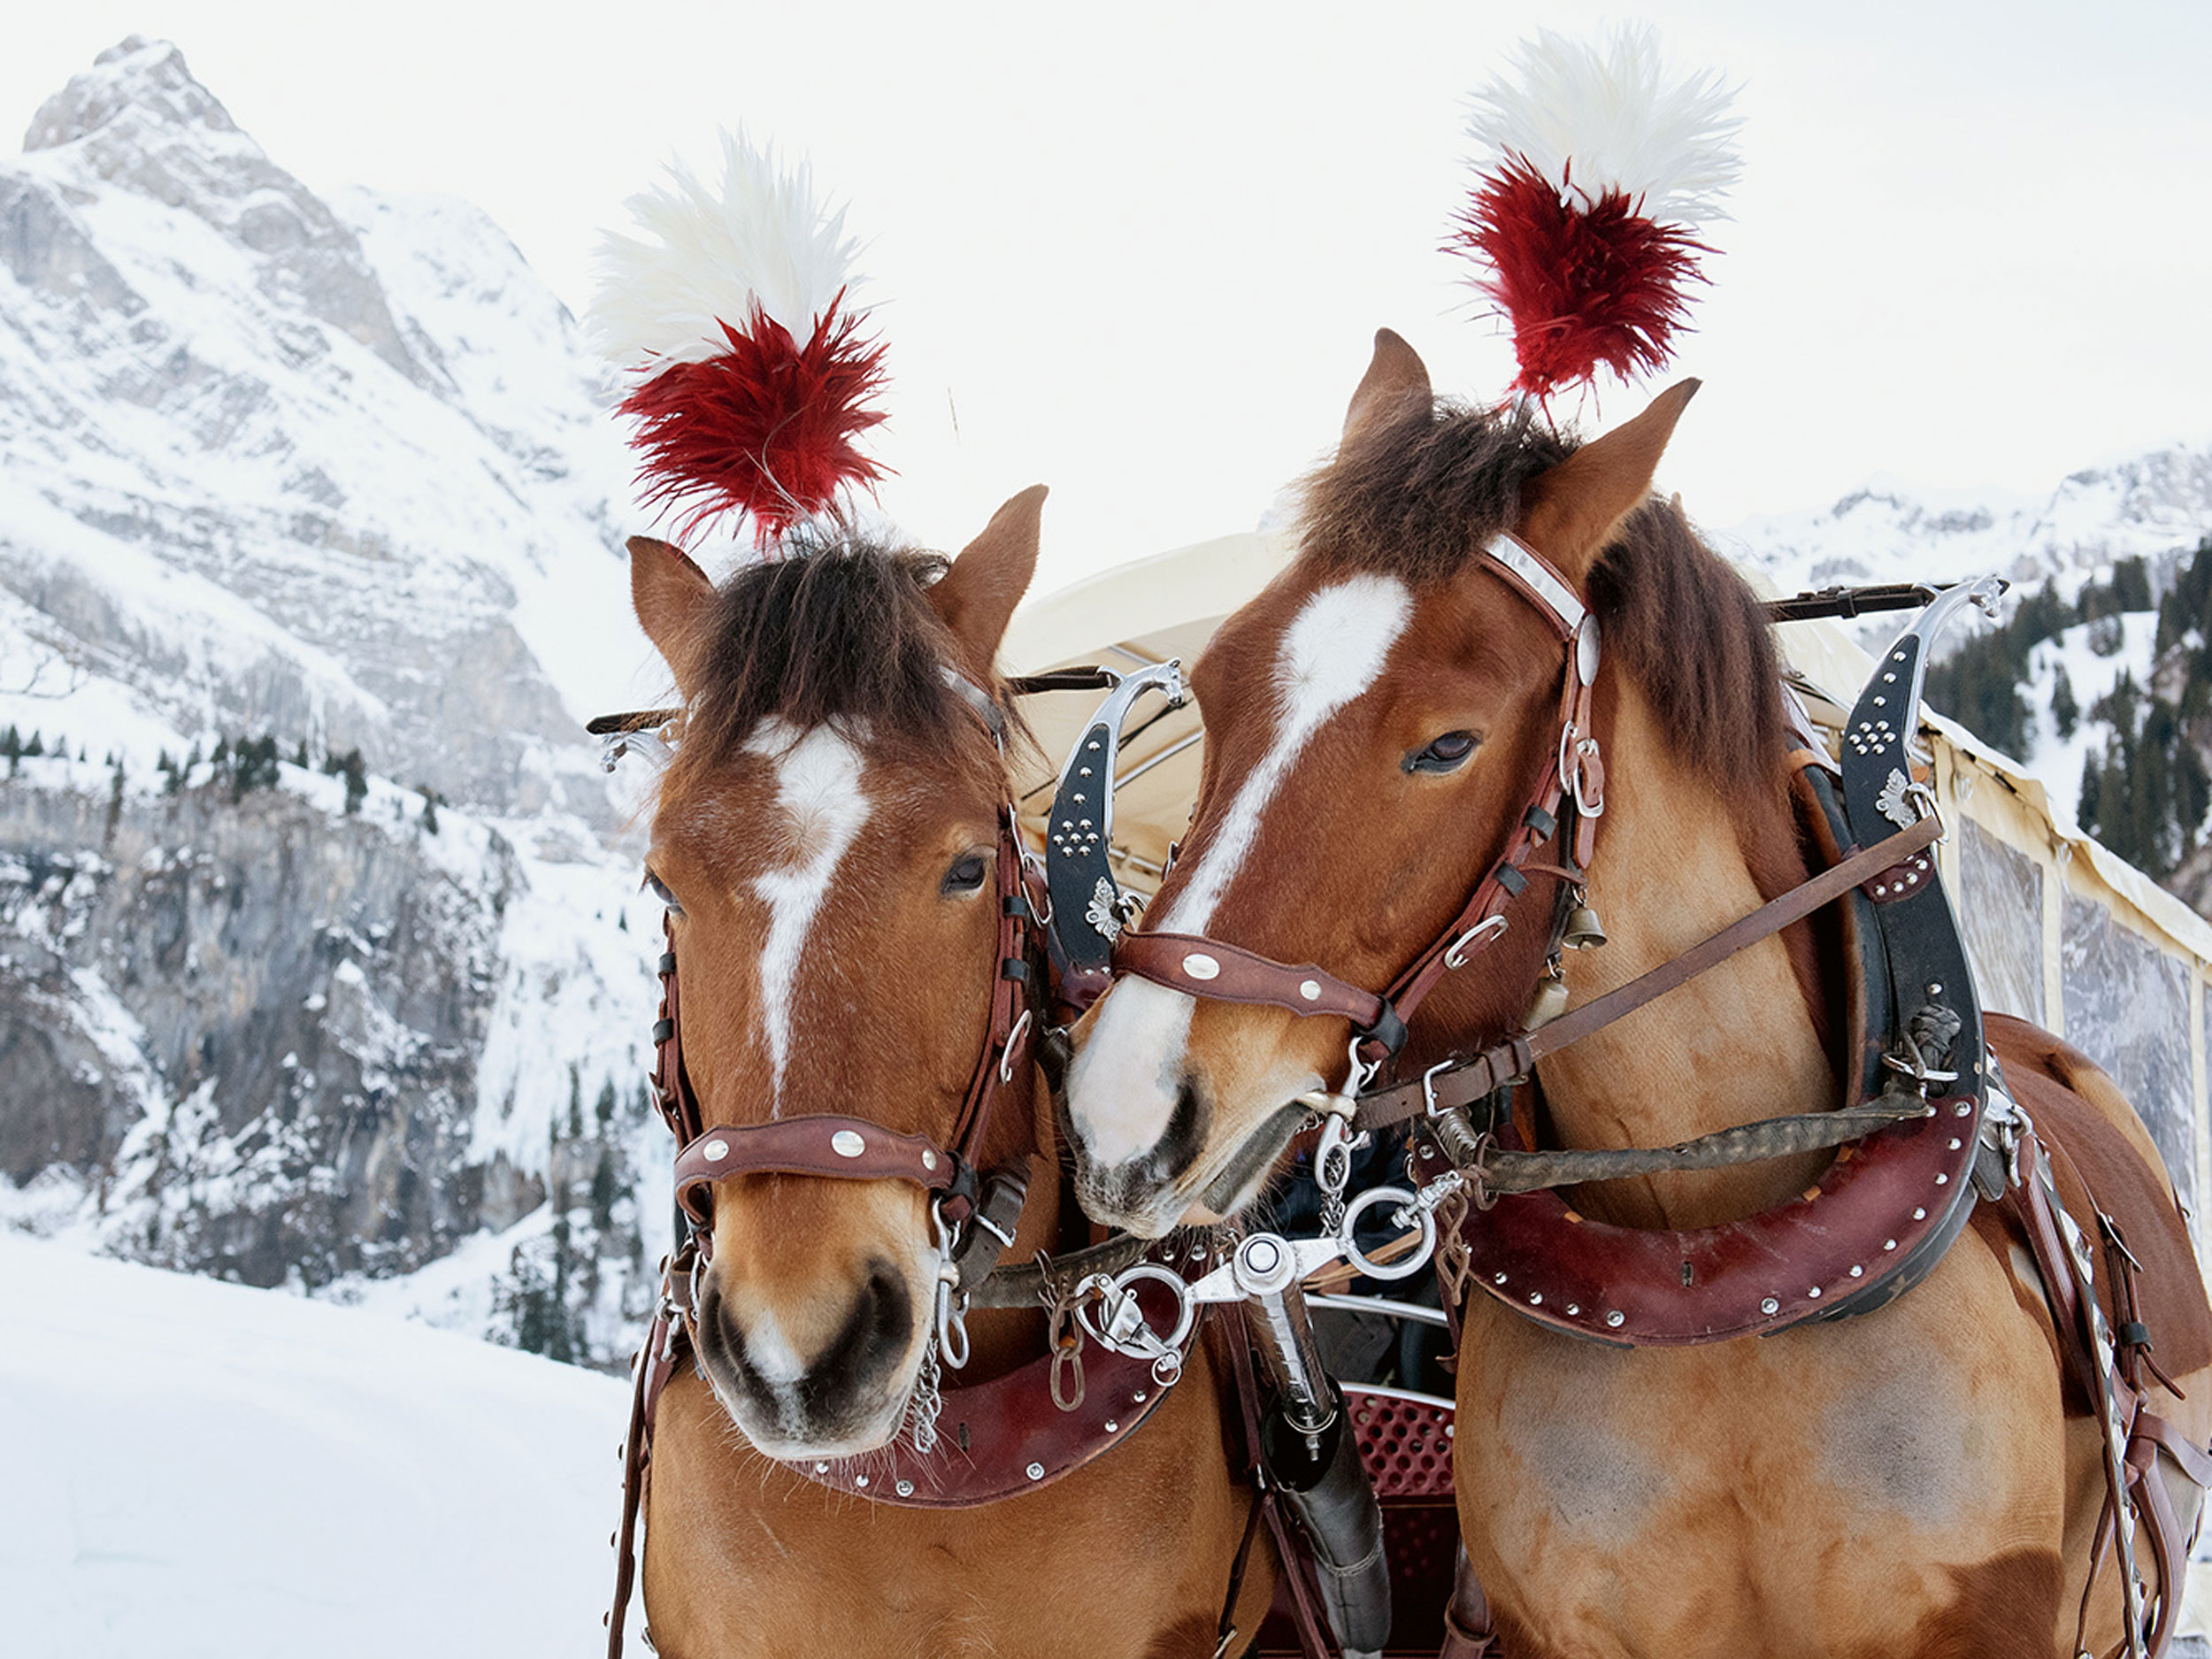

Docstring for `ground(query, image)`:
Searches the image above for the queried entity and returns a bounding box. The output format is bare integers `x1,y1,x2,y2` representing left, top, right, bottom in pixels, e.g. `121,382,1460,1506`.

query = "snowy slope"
0,1233,646,1657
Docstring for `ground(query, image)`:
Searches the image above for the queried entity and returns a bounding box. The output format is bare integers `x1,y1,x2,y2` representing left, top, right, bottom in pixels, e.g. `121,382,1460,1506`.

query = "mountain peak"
23,38,239,154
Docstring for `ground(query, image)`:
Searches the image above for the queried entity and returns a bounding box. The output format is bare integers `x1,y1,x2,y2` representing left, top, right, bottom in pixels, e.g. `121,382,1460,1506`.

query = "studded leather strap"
672,1116,960,1227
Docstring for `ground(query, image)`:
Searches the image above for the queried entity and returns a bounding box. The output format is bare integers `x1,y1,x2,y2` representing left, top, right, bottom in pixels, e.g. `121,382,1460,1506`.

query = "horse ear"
1342,328,1432,447
931,485,1048,676
1516,380,1701,582
629,534,717,698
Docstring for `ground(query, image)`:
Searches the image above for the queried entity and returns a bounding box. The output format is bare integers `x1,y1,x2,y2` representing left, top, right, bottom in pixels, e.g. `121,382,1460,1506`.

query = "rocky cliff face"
0,40,664,1366
0,764,513,1284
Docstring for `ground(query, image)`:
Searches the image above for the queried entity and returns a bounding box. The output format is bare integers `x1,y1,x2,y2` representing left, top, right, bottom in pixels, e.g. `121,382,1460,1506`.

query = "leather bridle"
1114,528,1603,1095
649,668,1041,1317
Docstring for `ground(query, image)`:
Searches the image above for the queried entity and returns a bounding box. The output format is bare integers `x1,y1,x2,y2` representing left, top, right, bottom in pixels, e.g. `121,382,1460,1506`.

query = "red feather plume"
616,293,890,549
1451,158,1714,401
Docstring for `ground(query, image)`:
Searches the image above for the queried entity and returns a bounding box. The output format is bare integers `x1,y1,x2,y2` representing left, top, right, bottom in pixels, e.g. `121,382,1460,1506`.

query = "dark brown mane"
672,529,980,775
1298,396,1786,803
1591,499,1789,803
1298,396,1571,585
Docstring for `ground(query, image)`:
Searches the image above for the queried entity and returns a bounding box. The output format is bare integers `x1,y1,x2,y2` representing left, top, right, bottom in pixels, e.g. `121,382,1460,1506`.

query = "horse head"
635,488,1044,1455
1063,332,1713,1234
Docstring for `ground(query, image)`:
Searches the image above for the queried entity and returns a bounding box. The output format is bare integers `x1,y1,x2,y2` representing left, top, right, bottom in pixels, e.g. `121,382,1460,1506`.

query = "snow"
0,1233,645,1658
2024,611,2163,831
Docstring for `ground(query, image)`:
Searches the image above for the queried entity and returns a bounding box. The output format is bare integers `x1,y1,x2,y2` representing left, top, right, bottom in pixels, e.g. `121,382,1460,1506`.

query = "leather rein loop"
1111,529,1600,1076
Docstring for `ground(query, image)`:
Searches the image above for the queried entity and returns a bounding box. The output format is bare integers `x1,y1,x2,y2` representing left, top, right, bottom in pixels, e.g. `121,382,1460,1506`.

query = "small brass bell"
1562,902,1608,951
1525,964,1571,1029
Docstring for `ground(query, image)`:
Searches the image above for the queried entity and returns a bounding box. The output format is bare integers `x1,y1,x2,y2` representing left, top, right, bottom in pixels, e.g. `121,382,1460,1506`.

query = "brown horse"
626,489,1273,1658
1063,334,2212,1656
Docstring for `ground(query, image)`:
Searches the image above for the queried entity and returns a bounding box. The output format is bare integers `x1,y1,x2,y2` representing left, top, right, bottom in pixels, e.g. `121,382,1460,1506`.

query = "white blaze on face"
748,718,872,1113
1069,575,1413,1169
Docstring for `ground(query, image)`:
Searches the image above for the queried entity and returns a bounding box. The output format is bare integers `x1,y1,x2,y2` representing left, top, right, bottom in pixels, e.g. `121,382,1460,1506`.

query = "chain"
905,1336,943,1455
1426,1166,1475,1310
1041,1254,1089,1413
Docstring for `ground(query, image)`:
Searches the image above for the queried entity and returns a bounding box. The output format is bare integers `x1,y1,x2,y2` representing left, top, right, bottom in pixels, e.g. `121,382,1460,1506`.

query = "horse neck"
1532,677,1841,1229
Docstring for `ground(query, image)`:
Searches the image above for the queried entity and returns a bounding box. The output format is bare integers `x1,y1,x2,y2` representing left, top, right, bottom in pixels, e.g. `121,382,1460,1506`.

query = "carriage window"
2062,891,2195,1219
1958,820,2044,1025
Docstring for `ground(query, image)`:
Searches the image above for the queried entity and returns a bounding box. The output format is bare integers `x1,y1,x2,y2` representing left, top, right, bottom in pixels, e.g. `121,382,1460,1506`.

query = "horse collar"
1443,590,1997,1345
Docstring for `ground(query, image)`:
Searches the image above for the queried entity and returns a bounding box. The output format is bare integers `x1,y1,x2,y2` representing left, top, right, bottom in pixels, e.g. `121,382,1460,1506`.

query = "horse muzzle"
692,1257,925,1458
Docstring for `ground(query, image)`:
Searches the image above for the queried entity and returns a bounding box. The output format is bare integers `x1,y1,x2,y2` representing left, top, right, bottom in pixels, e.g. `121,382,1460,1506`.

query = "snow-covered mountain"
1720,439,2212,863
0,39,667,1364
1724,444,2212,602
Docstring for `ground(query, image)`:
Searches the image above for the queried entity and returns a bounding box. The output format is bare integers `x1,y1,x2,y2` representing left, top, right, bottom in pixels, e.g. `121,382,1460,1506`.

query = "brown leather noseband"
1115,528,1601,1085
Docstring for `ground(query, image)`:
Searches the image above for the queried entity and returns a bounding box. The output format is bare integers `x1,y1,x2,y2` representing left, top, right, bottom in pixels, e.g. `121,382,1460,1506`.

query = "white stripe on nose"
1069,575,1411,1169
749,719,872,1113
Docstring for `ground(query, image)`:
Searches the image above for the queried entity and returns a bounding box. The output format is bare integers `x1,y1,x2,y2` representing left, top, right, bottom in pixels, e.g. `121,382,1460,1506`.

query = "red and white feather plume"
1450,27,1741,402
590,132,889,549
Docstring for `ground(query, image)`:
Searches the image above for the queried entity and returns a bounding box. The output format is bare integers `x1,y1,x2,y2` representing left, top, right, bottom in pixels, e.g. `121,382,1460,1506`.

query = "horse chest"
1453,1235,2069,1650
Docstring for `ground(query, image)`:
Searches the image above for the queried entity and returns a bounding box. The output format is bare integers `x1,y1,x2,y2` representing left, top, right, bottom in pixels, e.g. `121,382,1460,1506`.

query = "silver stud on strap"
703,1138,728,1161
1181,952,1221,981
831,1130,866,1158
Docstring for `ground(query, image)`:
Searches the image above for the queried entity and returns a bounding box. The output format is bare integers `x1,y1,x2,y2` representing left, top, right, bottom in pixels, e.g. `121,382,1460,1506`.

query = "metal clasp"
930,1201,972,1370
1421,1057,1455,1117
998,1007,1033,1084
1444,914,1508,971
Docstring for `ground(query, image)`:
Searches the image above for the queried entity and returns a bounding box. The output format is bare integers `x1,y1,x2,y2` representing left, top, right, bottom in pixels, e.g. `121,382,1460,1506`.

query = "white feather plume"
1467,27,1742,224
589,130,865,370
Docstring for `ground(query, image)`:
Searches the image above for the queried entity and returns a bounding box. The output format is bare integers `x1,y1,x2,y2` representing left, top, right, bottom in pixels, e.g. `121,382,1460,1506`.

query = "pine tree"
589,1149,618,1233
2050,667,2079,740
334,749,367,815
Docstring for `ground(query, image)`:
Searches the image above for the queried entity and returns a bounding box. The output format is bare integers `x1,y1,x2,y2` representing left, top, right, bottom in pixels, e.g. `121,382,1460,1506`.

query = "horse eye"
643,870,684,915
1404,731,1479,774
942,852,990,895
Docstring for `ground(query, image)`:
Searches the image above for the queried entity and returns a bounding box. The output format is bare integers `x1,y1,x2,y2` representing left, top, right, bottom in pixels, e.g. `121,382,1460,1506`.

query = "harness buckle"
1421,1058,1455,1118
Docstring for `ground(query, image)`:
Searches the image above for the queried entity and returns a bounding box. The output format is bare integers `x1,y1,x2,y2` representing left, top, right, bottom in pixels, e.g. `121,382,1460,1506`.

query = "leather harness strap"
1356,811,1946,1131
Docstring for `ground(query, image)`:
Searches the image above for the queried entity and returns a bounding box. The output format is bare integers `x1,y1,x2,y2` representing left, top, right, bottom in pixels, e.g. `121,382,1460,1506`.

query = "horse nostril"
1147,1073,1206,1185
803,1258,914,1408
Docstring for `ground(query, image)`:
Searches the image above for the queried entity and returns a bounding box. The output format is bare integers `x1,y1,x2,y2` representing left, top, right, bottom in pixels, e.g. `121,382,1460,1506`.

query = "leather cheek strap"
672,1115,959,1229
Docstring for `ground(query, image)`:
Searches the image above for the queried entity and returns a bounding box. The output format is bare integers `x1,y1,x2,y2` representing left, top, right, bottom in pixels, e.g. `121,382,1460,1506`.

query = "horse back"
1984,1011,2212,1396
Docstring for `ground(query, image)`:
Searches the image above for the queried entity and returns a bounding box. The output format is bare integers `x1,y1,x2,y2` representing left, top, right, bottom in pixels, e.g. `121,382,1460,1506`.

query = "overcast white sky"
8,2,2210,589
